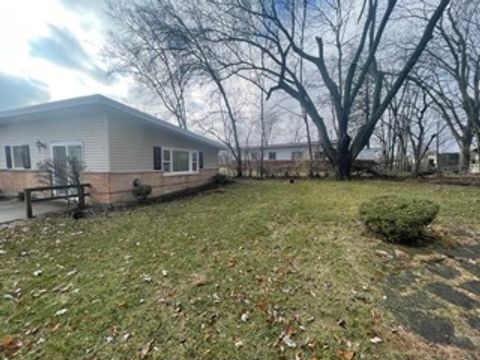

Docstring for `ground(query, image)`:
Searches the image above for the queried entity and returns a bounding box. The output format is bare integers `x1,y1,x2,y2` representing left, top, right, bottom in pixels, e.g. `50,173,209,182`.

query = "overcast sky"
0,0,132,111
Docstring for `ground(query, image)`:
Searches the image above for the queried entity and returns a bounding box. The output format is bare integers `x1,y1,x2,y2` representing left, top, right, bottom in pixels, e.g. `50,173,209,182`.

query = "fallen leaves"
138,339,154,359
233,337,244,348
369,336,382,344
32,269,42,277
55,308,67,317
192,273,208,287
227,256,237,267
0,336,23,357
281,334,297,348
336,349,356,360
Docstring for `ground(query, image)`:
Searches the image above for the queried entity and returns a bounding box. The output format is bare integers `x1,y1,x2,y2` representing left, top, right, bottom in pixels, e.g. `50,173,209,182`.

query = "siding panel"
108,115,219,172
0,114,108,171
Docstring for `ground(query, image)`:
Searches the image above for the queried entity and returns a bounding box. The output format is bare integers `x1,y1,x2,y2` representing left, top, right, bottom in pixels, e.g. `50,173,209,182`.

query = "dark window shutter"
153,146,162,170
23,145,31,169
199,151,204,169
5,146,12,169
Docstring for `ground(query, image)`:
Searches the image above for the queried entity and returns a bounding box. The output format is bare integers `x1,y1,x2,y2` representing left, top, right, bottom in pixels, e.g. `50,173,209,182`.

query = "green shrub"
132,184,152,202
359,195,439,243
213,174,230,184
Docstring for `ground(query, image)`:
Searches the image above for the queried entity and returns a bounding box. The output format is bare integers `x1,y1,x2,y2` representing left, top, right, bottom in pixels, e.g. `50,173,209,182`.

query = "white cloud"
0,0,129,107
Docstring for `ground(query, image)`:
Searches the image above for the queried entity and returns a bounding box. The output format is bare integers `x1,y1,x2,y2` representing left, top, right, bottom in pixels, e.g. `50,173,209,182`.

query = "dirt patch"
383,240,480,353
400,309,473,349
426,282,478,310
425,262,462,279
467,317,480,332
460,281,480,296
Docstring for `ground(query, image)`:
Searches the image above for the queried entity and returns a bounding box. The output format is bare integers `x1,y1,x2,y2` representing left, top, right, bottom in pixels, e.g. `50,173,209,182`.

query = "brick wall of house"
0,169,218,204
84,168,219,204
0,170,49,195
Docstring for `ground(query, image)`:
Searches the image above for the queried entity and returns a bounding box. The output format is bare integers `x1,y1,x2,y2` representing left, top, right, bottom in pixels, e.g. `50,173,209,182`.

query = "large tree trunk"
303,109,315,177
459,133,472,173
335,134,352,180
459,148,471,173
236,157,243,177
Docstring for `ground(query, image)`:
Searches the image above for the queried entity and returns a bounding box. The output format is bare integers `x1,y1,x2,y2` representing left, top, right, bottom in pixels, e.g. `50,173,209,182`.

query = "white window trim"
162,147,200,176
49,141,84,163
4,144,31,170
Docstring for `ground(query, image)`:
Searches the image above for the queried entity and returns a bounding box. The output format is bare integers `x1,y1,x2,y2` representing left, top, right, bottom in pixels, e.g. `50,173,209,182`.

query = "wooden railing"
24,183,91,219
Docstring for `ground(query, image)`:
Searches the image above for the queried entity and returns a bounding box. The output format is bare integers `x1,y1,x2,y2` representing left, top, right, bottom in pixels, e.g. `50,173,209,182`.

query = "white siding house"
0,95,225,203
242,142,382,162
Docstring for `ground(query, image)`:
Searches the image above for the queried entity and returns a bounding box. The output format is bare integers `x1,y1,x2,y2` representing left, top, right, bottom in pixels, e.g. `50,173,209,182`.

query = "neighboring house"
0,95,225,204
242,142,383,162
421,151,480,173
427,152,460,172
243,142,325,162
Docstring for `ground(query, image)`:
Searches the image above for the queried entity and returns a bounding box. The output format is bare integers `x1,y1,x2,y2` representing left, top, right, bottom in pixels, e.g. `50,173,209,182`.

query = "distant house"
421,150,480,173
423,152,460,172
241,141,383,162
0,95,225,203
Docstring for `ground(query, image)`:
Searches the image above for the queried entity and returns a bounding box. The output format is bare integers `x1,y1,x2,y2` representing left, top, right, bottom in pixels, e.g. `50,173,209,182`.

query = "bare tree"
204,0,450,179
415,0,480,172
108,0,244,175
402,84,437,175
107,3,193,129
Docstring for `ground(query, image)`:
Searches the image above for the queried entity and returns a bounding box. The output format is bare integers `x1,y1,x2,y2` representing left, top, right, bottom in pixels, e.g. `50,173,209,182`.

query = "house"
0,95,225,204
419,150,480,173
242,141,383,162
423,152,460,172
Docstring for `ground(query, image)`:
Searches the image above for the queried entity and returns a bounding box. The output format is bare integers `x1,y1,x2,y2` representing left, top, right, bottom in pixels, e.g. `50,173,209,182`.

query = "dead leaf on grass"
192,273,208,287
233,337,243,348
336,350,356,360
0,336,23,357
55,308,67,317
228,256,237,267
138,339,154,359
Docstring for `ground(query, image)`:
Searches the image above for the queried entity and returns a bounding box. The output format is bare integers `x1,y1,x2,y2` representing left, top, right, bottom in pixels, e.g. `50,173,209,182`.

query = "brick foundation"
0,170,49,195
0,169,218,204
84,169,219,204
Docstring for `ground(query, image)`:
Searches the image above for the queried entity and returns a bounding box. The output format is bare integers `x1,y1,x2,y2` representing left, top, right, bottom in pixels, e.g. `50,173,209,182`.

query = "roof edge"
0,94,227,150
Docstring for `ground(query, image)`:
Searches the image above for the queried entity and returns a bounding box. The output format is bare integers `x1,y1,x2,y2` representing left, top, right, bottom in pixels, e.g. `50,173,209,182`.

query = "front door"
51,143,83,195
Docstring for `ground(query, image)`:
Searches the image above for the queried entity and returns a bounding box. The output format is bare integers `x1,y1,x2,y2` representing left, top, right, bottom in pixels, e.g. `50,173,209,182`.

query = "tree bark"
459,130,473,172
335,134,352,180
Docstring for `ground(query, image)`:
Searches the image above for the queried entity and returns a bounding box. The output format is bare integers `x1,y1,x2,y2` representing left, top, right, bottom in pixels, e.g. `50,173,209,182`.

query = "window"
251,152,258,160
153,146,162,170
192,152,198,171
173,150,190,172
268,152,276,160
161,148,199,174
291,151,303,160
4,146,12,169
162,149,199,173
163,149,171,172
5,145,31,169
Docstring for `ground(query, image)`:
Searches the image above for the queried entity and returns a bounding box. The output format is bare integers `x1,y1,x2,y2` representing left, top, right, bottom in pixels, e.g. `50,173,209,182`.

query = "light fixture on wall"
36,140,47,153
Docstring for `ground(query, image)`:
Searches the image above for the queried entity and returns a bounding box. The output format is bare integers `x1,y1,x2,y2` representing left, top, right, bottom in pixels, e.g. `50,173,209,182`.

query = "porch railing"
24,183,91,219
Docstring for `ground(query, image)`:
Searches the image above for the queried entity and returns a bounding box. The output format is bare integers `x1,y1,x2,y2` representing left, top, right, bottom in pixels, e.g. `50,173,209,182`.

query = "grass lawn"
1,180,480,359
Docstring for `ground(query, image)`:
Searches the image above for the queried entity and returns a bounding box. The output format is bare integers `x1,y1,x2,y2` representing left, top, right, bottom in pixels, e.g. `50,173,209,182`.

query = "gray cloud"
0,73,50,110
29,24,111,84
